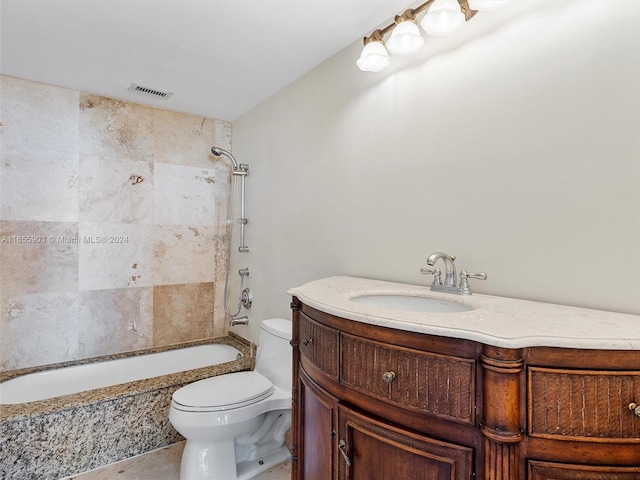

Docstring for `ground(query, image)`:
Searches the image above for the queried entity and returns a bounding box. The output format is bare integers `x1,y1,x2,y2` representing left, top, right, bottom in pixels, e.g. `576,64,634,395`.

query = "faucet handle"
465,271,487,281
420,267,442,286
459,270,487,295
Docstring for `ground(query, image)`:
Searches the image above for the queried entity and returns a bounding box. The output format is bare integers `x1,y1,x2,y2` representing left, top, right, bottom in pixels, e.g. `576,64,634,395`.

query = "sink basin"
350,295,473,313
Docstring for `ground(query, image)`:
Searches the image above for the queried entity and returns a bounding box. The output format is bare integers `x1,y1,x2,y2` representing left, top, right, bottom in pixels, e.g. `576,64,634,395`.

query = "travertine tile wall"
0,75,233,370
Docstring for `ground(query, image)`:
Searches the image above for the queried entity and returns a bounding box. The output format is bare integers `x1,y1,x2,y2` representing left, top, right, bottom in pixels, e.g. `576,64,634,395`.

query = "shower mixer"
241,288,252,309
238,269,252,309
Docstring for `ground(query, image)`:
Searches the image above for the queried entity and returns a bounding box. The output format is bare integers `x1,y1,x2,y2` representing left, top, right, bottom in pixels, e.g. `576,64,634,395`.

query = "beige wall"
0,76,233,370
232,0,640,342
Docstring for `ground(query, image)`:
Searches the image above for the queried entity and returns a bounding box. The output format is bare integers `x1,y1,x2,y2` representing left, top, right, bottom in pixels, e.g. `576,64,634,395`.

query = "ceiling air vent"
128,83,173,99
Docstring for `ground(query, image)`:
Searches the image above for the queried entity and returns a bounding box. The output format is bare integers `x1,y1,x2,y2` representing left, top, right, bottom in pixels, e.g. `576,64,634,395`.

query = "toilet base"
180,437,237,480
179,441,290,480
236,445,291,480
176,409,291,480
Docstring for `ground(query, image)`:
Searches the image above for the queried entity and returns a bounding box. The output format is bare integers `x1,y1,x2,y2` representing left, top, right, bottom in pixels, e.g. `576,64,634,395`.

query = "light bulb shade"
385,20,424,56
356,41,390,72
467,0,513,11
420,0,465,36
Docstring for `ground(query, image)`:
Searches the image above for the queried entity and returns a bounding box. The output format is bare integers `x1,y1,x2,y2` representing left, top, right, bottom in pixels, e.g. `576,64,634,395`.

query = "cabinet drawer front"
299,312,339,379
341,334,475,424
528,460,640,480
528,367,640,440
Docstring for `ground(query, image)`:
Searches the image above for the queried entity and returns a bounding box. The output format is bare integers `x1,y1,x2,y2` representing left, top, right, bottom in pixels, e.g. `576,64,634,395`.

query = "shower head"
211,146,239,170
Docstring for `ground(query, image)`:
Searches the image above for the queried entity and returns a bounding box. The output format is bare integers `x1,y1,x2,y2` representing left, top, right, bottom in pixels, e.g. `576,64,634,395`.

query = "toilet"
169,318,292,480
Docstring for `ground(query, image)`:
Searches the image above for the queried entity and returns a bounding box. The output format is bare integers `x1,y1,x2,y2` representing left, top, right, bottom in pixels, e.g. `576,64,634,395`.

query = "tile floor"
65,441,291,480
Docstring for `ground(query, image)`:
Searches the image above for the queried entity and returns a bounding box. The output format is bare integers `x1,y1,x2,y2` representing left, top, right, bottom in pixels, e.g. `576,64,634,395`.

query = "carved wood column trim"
290,297,301,480
480,345,524,480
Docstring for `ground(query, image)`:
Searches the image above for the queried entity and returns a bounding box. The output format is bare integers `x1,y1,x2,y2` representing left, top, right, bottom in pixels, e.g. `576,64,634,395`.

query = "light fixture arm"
363,29,385,45
394,9,418,24
461,0,476,19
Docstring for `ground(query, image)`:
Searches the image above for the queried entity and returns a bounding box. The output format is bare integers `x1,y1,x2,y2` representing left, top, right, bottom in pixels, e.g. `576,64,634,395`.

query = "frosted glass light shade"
385,20,424,56
420,0,465,36
356,41,391,72
468,0,513,11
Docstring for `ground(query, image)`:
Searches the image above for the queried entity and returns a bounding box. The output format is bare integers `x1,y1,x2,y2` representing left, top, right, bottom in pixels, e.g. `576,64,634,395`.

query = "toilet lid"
172,371,274,412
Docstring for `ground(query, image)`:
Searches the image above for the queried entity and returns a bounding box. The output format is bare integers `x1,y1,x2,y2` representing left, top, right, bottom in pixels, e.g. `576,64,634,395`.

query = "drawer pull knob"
629,403,640,418
338,439,352,466
303,338,313,346
382,371,396,383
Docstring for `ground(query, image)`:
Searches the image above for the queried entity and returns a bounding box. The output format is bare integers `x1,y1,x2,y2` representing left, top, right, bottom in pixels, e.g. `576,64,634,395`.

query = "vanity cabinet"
292,302,477,480
291,298,640,480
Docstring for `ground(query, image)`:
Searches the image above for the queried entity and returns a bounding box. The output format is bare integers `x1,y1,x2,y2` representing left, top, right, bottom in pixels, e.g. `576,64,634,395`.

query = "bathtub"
0,343,243,404
0,334,254,480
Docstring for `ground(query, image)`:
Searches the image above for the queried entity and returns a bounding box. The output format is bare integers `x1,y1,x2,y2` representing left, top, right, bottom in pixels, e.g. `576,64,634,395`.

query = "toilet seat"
172,371,274,412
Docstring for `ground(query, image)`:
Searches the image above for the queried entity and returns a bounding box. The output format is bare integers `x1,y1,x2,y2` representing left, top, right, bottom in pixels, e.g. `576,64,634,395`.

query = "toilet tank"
255,318,292,392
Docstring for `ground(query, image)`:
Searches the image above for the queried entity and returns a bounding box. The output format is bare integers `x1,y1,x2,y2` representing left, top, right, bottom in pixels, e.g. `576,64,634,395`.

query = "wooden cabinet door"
298,369,339,480
337,405,473,480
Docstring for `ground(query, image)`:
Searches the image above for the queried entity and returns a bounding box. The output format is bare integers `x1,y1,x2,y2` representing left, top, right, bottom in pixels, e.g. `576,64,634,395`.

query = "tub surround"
0,75,234,371
0,334,254,480
288,276,640,350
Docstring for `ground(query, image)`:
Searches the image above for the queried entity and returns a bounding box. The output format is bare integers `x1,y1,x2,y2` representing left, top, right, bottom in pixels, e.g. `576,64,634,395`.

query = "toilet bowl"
169,318,292,480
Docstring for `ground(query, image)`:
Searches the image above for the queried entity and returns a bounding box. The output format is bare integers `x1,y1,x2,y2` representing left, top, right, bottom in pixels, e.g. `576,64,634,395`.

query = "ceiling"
0,0,416,121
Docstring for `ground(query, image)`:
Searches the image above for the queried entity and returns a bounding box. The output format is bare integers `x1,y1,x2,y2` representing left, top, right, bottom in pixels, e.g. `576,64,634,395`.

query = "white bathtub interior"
0,343,242,404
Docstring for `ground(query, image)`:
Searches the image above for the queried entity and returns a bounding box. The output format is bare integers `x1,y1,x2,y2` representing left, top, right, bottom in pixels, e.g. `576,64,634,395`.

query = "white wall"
231,0,640,341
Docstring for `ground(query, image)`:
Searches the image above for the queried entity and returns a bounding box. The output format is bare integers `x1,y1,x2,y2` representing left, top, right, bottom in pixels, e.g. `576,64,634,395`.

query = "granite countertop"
288,276,640,350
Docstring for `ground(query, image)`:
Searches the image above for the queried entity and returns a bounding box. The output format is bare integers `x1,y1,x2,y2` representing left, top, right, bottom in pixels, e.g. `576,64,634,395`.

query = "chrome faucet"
425,252,457,286
420,252,487,295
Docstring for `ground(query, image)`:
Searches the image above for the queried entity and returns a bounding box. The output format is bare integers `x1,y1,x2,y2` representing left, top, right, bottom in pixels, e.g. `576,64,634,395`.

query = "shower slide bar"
235,163,250,253
211,147,250,253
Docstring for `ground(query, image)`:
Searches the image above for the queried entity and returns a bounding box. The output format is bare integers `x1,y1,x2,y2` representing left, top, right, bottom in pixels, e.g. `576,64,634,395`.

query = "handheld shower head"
211,146,239,170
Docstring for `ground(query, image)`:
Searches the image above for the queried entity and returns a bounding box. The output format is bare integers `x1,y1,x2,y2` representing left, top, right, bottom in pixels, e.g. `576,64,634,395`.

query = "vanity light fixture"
357,0,511,72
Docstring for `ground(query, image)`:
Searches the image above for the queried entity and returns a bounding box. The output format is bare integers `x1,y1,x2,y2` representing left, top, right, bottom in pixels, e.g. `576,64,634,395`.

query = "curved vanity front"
288,276,640,480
